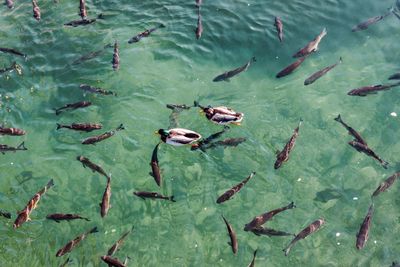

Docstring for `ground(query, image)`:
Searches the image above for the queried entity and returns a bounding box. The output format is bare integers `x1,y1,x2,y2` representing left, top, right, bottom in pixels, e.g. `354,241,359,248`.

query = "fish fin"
17,142,27,150
227,242,232,246
334,114,341,122
149,172,154,178
117,124,125,130
56,123,61,130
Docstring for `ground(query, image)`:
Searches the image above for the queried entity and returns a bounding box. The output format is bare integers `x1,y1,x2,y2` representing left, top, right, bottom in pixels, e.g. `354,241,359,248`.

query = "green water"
1,0,400,266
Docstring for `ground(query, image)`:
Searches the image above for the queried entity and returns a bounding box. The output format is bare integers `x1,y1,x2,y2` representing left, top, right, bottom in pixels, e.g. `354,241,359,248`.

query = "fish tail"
56,123,62,130
251,56,256,63
159,23,166,28
17,142,27,150
117,124,125,131
46,179,55,188
321,27,327,35
54,108,61,116
334,114,342,122
298,118,303,128
288,201,296,209
381,160,389,169
339,57,343,63
83,217,91,221
283,245,292,256
170,196,176,202
97,13,104,19
89,226,99,234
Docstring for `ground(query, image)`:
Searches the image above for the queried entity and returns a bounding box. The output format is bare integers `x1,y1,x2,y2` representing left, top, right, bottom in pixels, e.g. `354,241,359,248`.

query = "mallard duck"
194,101,244,125
157,128,202,146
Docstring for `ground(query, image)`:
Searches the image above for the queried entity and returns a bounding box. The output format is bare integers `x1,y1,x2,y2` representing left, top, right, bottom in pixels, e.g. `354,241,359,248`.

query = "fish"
195,0,202,7
356,204,374,250
166,104,191,110
251,226,294,237
0,142,27,154
274,17,283,42
56,123,102,132
79,84,117,96
77,155,110,178
134,191,175,202
149,143,162,186
55,101,92,115
283,218,325,256
166,104,191,128
82,124,124,145
244,202,296,231
100,176,111,218
334,114,367,145
293,28,327,58
276,56,307,78
13,179,54,228
222,215,238,254
348,140,389,169
112,41,120,71
6,0,14,9
0,210,11,219
79,0,87,19
72,44,112,65
46,213,90,223
56,226,98,257
216,172,256,204
100,256,126,267
274,119,302,169
304,57,342,85
388,73,400,80
191,127,230,151
128,24,166,44
0,47,26,58
64,14,103,27
210,138,246,148
0,125,26,136
247,249,257,267
213,57,256,82
107,228,133,256
59,257,72,267
372,172,400,198
32,0,40,21
195,9,203,40
352,11,392,32
347,82,400,96
0,61,22,75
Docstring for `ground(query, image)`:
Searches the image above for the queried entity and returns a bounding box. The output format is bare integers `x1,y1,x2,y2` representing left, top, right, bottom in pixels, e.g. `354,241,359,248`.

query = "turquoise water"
1,0,400,266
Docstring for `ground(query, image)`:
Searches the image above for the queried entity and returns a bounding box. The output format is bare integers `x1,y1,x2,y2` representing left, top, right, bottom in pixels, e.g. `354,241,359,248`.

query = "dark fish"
134,191,175,202
251,226,293,237
0,142,27,154
128,24,166,44
334,114,367,145
64,17,98,27
166,104,191,128
216,172,256,204
77,155,109,179
372,172,399,198
284,218,325,256
388,72,400,80
195,9,203,40
0,61,22,75
32,0,40,21
0,47,26,58
210,137,246,148
56,226,98,257
274,119,302,169
107,228,133,256
101,256,126,267
79,0,87,19
0,125,26,136
244,202,296,231
213,57,256,82
82,124,124,145
352,11,391,32
166,104,191,110
222,215,238,254
72,44,112,65
293,28,327,58
195,0,202,7
356,204,374,250
274,17,283,42
79,84,117,96
46,213,90,223
100,177,111,218
56,123,102,132
6,0,14,9
348,140,389,169
59,257,72,267
0,210,11,219
347,82,400,96
247,250,257,267
304,57,342,85
112,41,120,71
13,179,54,229
191,126,230,151
276,57,307,78
54,101,92,115
149,143,162,186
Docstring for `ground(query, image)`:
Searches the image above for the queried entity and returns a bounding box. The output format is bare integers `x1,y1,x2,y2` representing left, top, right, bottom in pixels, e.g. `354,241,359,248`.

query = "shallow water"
1,0,400,266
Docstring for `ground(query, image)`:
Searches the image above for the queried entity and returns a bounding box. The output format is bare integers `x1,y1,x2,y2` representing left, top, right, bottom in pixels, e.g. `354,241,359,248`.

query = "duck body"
202,106,244,125
158,128,202,146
